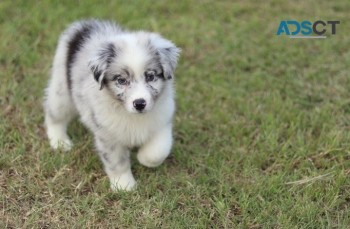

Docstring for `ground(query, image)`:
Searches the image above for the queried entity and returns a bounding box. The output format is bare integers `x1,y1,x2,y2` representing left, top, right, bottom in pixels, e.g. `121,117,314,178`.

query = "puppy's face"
106,57,165,114
89,33,180,114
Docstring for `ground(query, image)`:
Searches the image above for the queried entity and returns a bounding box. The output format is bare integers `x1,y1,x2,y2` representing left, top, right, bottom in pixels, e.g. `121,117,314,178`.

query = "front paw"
49,137,73,151
109,172,137,191
137,149,167,168
137,125,172,168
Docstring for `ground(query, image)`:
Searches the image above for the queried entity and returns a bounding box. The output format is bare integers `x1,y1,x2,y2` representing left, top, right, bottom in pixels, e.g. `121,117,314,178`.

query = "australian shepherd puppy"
44,20,180,191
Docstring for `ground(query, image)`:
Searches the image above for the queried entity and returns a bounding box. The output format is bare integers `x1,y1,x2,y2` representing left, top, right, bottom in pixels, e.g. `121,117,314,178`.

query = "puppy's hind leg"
44,70,76,151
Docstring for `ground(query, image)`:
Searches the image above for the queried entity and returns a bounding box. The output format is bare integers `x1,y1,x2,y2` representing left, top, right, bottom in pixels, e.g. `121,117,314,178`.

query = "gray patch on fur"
102,152,110,162
90,109,100,128
147,84,160,99
108,155,128,171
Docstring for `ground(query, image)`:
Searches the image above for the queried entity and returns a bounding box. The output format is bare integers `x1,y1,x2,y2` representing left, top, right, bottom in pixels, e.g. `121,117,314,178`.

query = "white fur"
44,20,180,191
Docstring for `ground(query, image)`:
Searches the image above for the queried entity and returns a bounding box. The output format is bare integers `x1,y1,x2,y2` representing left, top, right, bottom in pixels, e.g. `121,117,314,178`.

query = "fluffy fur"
44,20,180,191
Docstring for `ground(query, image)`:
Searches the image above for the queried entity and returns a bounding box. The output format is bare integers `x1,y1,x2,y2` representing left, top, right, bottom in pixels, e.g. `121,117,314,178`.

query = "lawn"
1,0,350,228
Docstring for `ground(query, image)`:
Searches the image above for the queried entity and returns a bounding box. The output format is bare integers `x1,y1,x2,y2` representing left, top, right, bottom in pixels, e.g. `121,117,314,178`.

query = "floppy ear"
88,43,118,90
151,35,181,80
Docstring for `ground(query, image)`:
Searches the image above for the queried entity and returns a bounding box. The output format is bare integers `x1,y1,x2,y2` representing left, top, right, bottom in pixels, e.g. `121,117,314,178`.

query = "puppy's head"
89,32,180,114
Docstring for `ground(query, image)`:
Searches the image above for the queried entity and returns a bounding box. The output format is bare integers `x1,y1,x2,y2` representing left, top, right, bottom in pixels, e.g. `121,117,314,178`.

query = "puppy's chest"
100,112,159,147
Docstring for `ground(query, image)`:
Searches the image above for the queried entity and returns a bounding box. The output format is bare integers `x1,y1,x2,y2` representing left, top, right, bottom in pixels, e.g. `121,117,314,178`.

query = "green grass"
1,0,350,228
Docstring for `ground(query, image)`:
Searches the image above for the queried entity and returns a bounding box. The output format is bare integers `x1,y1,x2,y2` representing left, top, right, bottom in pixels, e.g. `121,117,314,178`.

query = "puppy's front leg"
137,124,173,168
95,138,136,191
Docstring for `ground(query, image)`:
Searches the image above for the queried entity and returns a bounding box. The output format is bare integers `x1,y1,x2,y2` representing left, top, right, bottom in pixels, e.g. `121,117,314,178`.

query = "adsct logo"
277,20,340,39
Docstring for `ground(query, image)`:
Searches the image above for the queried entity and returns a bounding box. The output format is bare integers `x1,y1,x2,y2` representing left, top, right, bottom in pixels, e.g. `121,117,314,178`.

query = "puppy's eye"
112,75,128,85
145,72,155,82
157,72,164,79
117,78,128,85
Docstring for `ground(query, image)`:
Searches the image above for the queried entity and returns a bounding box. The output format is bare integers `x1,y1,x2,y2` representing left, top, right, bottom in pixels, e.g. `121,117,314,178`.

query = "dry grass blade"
286,172,334,185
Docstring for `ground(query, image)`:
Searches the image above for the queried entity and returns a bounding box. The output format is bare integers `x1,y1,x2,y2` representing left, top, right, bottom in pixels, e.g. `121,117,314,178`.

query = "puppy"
44,20,180,191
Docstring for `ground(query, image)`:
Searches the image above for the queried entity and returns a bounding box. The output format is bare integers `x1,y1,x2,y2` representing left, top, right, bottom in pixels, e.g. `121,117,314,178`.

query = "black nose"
133,99,146,111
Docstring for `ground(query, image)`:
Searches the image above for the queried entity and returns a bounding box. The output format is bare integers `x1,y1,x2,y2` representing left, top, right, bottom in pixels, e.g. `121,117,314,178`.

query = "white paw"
110,172,137,191
137,149,166,168
49,137,73,151
137,125,172,168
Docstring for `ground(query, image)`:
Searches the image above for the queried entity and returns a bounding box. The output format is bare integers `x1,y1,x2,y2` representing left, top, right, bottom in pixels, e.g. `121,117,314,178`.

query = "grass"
1,0,350,228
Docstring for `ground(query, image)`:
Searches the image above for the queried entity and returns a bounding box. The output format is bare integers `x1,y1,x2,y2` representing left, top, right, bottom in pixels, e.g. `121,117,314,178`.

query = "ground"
1,0,350,228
